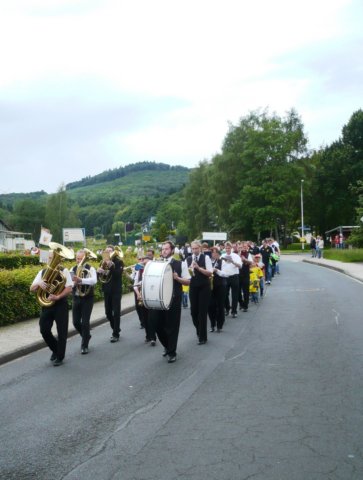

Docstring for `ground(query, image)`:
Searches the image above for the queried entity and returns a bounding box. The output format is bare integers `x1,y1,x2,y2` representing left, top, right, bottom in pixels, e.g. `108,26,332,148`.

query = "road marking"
332,308,340,326
228,350,247,361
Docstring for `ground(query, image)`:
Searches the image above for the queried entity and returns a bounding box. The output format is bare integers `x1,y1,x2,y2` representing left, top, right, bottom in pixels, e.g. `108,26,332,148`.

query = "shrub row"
0,254,41,270
0,263,133,327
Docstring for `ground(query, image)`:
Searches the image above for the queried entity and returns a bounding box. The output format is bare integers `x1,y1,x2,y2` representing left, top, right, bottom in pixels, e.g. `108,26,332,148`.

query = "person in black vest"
97,245,124,343
238,242,253,312
260,239,273,284
71,249,97,354
187,241,213,344
30,252,73,366
149,241,190,363
208,246,228,333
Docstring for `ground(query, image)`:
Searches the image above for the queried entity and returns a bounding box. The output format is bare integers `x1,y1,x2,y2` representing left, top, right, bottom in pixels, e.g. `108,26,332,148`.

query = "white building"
0,220,35,252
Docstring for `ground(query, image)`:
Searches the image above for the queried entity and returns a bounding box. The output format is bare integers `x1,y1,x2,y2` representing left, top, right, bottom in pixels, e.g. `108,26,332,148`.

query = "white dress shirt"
192,254,213,273
221,252,242,276
31,268,73,289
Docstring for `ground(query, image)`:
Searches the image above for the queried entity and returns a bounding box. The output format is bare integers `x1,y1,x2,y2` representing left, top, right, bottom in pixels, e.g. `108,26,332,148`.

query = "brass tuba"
75,248,97,297
98,246,124,284
36,242,75,307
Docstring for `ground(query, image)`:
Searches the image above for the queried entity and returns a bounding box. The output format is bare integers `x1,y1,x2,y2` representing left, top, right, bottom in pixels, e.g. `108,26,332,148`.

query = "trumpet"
98,246,124,283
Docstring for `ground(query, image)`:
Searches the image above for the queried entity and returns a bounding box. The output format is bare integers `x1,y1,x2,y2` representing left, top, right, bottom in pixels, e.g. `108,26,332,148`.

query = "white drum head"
142,261,174,310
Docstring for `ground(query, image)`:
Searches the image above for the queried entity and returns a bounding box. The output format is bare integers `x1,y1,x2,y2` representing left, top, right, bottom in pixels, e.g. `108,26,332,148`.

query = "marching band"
30,239,279,366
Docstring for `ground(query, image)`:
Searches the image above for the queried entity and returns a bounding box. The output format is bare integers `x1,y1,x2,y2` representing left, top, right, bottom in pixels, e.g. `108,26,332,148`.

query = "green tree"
309,110,363,234
347,180,363,247
12,198,45,239
45,184,80,242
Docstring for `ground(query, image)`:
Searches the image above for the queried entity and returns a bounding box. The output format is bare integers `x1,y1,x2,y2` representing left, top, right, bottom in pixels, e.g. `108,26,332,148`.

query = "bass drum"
142,261,174,310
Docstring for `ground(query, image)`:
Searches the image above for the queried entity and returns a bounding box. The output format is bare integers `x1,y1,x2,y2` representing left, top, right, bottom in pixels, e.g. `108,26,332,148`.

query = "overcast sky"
1,0,362,194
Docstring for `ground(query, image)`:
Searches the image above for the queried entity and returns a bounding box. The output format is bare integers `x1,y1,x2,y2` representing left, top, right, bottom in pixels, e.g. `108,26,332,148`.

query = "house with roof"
0,219,35,252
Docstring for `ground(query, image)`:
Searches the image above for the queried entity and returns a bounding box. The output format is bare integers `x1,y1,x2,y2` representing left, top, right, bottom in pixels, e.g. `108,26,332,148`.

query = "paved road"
1,259,363,480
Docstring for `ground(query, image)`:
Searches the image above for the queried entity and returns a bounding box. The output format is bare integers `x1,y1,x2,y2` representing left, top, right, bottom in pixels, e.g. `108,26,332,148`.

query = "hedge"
0,254,40,269
0,262,133,327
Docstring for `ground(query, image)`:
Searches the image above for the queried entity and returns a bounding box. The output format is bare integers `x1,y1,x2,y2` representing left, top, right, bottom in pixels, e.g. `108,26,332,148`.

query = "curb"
302,259,363,284
0,305,135,367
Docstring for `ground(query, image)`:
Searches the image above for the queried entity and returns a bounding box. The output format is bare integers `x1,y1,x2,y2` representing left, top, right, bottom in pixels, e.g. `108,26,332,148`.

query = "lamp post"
301,179,305,251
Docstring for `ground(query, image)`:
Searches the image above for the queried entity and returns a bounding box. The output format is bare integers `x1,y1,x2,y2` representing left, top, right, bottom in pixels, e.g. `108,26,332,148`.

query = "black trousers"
72,295,94,347
39,300,69,361
225,275,239,314
104,291,122,337
189,283,211,342
240,275,250,310
208,284,226,330
141,305,156,341
150,297,182,356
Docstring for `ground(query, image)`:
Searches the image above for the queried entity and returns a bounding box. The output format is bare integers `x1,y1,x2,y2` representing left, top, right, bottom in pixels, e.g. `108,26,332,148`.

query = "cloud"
0,0,362,192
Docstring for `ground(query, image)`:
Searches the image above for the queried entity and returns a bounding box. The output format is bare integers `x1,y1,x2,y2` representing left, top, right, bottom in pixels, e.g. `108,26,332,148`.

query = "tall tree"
45,184,80,242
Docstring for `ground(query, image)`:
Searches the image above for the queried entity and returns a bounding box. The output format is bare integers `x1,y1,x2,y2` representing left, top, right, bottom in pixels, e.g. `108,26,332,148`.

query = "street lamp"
301,179,304,251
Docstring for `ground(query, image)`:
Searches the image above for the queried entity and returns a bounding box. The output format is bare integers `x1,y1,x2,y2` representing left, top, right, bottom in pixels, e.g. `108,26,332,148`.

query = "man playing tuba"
71,249,97,354
30,243,74,367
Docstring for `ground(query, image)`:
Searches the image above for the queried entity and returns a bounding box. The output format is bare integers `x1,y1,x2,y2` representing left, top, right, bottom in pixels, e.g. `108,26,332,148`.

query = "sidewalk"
281,252,363,283
301,255,363,283
0,292,135,366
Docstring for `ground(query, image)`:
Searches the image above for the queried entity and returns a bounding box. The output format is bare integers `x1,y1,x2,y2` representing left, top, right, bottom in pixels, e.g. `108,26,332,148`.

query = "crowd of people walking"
30,238,281,367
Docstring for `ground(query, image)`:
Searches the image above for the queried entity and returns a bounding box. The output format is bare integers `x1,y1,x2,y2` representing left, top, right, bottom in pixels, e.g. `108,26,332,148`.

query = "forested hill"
0,162,191,241
66,161,188,190
65,164,190,207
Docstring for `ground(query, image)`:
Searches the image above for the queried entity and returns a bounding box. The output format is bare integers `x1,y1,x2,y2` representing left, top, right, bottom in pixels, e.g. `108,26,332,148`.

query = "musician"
97,245,124,343
187,241,213,344
149,241,190,363
133,254,156,346
71,249,97,354
238,242,253,312
30,252,73,366
222,241,242,318
208,246,228,332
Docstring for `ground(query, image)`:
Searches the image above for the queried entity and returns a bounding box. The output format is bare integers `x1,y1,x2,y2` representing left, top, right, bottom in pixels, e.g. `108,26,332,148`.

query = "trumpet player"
133,254,156,346
186,241,213,345
30,248,73,367
97,245,124,343
71,249,97,354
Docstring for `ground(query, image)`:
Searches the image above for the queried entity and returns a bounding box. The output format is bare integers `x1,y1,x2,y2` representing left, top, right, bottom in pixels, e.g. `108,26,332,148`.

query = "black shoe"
53,358,63,367
167,355,177,363
217,328,222,333
243,308,248,312
198,340,207,345
209,328,215,333
239,304,243,310
110,336,119,343
232,313,237,318
162,349,168,357
81,347,89,354
50,352,57,362
150,340,156,346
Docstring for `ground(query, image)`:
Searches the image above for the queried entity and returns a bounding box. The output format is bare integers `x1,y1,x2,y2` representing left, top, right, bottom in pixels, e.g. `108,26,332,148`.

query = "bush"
0,254,40,269
281,243,304,251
